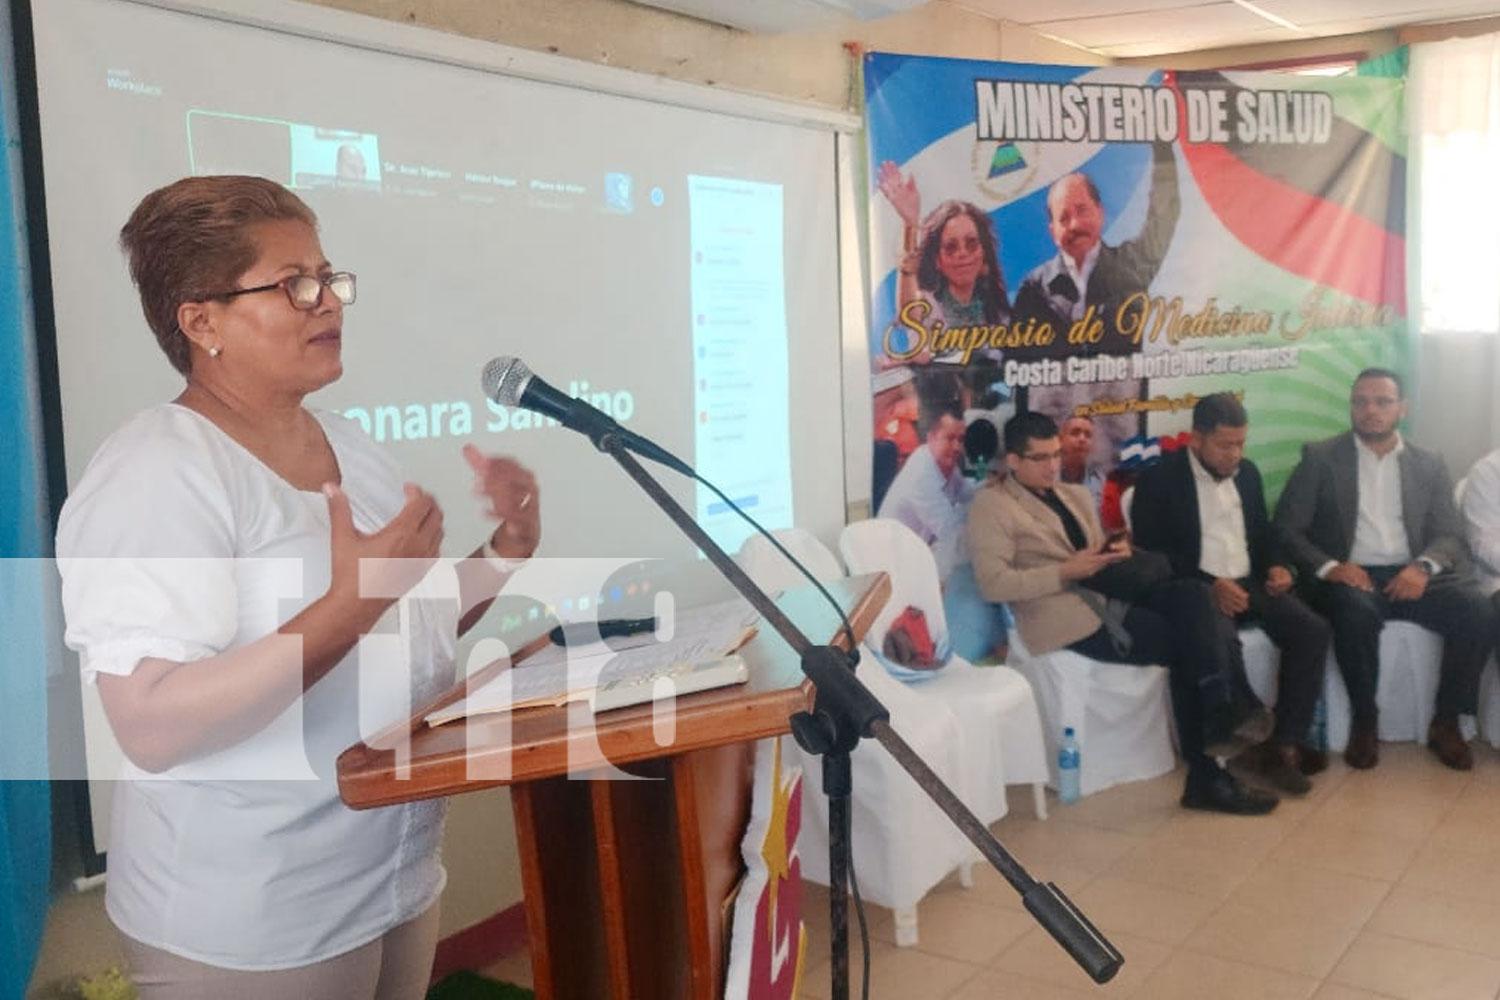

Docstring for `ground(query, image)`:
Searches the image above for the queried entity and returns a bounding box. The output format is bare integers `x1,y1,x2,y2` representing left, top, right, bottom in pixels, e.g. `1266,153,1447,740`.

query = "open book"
426,597,760,727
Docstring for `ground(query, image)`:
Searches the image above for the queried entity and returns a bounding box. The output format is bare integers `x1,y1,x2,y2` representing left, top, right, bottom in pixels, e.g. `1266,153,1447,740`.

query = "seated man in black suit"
1132,394,1330,794
1274,368,1493,770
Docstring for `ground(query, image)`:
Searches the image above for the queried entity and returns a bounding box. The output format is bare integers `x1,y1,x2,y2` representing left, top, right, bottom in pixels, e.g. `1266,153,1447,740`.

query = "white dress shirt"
1059,242,1101,322
1348,433,1412,567
1189,449,1251,579
1075,466,1106,516
876,443,976,578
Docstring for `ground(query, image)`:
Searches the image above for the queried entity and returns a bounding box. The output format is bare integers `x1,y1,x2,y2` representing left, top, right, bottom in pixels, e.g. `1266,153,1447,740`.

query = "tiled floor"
485,741,1500,999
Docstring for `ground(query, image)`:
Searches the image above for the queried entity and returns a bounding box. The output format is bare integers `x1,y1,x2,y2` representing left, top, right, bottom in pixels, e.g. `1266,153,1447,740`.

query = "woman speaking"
56,176,538,999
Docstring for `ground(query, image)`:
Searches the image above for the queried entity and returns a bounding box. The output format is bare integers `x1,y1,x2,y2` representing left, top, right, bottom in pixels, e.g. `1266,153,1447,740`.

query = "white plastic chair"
735,528,974,947
1005,482,1174,792
1239,626,1279,707
1237,621,1471,752
1007,630,1177,796
1317,621,1473,750
837,520,1049,821
1479,658,1500,749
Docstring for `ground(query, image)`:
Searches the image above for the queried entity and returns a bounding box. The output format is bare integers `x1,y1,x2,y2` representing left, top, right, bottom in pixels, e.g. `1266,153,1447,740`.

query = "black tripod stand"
597,433,1123,999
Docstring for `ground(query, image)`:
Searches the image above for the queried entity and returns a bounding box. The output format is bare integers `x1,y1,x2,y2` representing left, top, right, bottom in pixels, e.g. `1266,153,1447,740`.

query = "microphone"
481,356,693,476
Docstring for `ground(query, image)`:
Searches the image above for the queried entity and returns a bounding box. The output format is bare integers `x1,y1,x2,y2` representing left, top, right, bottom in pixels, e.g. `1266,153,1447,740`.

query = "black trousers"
1492,590,1500,649
1231,582,1330,745
1305,566,1493,723
1067,578,1233,762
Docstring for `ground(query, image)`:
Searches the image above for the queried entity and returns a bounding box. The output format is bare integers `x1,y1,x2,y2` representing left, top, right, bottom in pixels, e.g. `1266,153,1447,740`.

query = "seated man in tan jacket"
969,411,1276,814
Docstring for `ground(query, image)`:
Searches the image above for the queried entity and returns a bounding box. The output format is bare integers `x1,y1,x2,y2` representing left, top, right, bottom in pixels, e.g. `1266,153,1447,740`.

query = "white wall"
1412,333,1498,482
314,0,1105,109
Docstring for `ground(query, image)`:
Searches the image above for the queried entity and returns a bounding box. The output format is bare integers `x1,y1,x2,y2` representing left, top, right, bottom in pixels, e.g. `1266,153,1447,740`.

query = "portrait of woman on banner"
877,161,1011,367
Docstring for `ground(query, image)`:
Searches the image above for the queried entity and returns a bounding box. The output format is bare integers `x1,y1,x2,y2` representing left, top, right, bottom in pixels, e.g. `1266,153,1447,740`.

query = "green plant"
427,970,533,1000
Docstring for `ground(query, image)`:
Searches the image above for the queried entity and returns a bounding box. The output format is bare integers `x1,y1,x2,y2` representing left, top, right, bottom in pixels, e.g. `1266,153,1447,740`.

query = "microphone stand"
594,432,1124,998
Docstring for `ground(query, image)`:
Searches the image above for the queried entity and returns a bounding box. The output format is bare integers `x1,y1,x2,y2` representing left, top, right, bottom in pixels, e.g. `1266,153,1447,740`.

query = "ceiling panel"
1033,3,1287,47
1265,14,1445,35
950,0,1223,26
1253,0,1498,23
1100,28,1303,58
945,0,1500,57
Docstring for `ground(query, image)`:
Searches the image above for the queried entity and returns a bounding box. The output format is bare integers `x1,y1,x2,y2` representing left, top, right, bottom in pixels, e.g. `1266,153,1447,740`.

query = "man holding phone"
969,410,1279,815
1132,393,1331,794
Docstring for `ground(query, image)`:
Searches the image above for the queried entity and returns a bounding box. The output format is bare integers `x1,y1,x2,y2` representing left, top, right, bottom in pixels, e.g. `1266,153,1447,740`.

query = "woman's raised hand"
462,443,540,559
323,481,444,605
877,160,921,228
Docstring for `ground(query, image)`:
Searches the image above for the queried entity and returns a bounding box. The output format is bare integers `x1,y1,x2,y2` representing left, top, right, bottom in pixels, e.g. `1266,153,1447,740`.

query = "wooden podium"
338,573,890,1000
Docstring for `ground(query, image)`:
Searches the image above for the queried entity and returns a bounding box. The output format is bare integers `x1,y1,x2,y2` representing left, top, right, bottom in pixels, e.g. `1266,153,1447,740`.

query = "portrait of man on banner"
1010,140,1179,354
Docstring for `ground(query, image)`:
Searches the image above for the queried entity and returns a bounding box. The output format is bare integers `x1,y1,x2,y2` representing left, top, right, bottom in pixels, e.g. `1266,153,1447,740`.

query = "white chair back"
838,518,948,649
1456,475,1469,508
734,528,843,592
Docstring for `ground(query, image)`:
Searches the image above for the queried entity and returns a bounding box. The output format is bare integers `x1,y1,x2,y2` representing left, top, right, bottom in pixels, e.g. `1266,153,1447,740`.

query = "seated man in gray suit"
970,411,1277,815
1274,368,1493,770
1132,393,1330,795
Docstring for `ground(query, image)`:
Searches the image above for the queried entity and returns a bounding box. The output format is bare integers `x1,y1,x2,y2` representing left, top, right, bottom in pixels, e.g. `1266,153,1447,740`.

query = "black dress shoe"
1240,742,1312,796
1345,719,1379,770
1182,763,1279,815
1428,715,1474,771
1295,744,1329,776
1204,701,1277,759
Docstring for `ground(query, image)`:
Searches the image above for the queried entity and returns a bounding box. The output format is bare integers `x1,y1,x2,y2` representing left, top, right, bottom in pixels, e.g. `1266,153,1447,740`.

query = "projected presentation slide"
34,0,844,626
689,175,793,555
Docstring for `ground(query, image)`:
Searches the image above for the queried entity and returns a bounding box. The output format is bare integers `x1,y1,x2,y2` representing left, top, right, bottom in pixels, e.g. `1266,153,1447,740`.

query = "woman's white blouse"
56,404,457,970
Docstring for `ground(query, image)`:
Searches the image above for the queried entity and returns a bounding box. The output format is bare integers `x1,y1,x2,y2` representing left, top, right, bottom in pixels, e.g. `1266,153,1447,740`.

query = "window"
1408,34,1500,335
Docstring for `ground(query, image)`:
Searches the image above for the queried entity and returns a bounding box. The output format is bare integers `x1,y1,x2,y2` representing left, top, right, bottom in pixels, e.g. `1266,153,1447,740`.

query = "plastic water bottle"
1058,727,1081,805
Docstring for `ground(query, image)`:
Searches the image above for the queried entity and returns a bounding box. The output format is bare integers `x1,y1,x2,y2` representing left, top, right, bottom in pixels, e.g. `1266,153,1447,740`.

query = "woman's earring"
208,346,221,358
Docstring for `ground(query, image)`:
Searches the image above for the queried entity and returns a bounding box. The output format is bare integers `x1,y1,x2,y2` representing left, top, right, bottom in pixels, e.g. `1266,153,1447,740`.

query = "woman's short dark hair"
915,200,1010,325
1004,411,1059,456
119,176,318,375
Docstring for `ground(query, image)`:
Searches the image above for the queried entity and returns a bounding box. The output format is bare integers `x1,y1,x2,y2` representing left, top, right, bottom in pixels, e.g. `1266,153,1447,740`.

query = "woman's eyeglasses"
939,236,982,255
214,271,357,311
